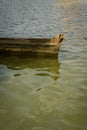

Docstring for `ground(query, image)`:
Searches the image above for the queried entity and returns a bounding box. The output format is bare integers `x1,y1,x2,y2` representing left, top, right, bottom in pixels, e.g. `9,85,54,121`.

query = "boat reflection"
0,54,61,80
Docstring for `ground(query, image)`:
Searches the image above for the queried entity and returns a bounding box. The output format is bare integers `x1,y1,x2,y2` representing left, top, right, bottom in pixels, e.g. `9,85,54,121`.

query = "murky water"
0,0,87,130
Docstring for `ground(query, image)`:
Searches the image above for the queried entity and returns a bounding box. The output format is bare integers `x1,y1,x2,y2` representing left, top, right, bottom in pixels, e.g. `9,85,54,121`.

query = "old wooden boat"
0,34,64,56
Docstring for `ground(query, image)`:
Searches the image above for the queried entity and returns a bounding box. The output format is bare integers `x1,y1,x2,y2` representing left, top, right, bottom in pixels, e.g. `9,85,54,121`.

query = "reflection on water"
0,54,61,130
0,0,87,130
0,54,60,76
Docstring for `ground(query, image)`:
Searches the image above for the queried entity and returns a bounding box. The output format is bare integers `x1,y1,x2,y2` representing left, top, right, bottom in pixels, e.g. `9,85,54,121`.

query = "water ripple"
0,0,87,130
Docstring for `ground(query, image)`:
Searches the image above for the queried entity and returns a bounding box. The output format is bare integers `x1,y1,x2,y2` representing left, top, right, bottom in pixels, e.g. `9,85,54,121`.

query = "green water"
0,0,87,130
0,53,87,130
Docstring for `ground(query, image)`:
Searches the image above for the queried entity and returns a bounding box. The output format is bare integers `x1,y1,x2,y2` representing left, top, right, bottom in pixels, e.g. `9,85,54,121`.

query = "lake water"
0,0,87,130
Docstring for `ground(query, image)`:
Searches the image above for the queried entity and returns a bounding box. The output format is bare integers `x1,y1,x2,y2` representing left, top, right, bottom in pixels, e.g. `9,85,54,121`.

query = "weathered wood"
0,34,64,56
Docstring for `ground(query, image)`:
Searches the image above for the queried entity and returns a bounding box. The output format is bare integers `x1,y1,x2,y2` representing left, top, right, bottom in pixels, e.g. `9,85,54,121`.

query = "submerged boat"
0,34,64,56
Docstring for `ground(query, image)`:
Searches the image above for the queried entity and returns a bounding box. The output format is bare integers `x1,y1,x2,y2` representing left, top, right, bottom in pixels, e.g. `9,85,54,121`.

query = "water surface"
0,0,87,130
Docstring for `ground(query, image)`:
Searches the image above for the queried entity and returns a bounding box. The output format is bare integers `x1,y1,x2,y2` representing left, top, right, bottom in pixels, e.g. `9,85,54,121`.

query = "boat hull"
0,34,64,56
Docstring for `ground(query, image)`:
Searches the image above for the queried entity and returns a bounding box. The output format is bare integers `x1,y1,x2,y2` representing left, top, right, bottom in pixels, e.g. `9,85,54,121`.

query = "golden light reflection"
57,0,82,8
